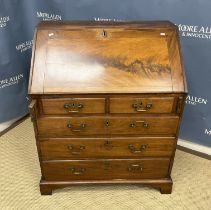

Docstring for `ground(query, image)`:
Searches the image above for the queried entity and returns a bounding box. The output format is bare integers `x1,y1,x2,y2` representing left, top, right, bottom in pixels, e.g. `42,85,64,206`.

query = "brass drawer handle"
70,167,86,175
128,144,147,153
128,164,143,172
64,103,84,113
129,121,149,128
67,144,86,155
67,123,86,132
132,102,152,112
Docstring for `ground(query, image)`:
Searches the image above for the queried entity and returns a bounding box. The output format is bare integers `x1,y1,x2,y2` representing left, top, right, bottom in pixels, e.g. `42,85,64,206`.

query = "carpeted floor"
0,118,210,210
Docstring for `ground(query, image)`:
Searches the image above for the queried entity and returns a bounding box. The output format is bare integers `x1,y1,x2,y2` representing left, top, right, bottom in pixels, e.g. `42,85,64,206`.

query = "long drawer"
37,116,179,137
40,137,175,160
42,158,170,181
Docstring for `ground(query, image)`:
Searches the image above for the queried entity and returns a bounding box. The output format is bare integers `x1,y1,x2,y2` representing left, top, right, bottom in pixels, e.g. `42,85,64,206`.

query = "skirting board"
178,139,211,158
0,117,22,132
0,115,28,136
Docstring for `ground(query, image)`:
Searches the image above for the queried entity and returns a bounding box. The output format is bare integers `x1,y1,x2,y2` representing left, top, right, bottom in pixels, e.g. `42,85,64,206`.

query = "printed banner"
0,0,210,147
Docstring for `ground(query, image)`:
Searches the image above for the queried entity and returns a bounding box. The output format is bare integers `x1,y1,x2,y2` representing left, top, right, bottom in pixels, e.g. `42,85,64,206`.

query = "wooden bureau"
28,21,187,195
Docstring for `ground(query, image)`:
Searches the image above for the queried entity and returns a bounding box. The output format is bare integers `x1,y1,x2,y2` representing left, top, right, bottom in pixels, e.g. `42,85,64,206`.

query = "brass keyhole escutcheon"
105,120,110,127
104,140,113,150
102,29,107,38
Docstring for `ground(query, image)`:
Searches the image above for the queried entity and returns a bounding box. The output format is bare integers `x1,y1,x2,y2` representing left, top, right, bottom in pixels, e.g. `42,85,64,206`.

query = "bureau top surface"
28,21,187,95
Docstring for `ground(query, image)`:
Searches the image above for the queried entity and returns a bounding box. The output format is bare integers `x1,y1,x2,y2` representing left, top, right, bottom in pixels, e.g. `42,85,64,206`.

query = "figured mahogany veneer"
110,97,175,114
42,98,106,114
37,116,179,136
28,21,187,195
40,137,175,160
42,159,170,181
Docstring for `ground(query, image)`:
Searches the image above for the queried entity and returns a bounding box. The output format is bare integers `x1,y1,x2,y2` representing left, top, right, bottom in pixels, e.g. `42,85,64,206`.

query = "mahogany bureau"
28,21,187,195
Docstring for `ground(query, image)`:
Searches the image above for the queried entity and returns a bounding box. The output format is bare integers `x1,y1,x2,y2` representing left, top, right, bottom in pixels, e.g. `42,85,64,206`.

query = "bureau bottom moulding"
39,178,173,195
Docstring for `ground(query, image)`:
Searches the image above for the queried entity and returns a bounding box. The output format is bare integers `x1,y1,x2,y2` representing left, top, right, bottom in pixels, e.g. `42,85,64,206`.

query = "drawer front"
110,97,175,114
37,117,107,136
41,98,105,115
109,117,179,135
37,116,179,136
40,137,175,160
42,159,170,181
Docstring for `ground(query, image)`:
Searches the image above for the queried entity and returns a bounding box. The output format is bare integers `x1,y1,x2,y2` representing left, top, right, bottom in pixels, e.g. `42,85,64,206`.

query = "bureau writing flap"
29,21,186,94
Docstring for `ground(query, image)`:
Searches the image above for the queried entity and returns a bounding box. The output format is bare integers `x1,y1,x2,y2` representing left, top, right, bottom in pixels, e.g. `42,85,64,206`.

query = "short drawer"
36,116,179,137
109,97,175,114
42,158,170,181
41,98,105,115
40,137,175,160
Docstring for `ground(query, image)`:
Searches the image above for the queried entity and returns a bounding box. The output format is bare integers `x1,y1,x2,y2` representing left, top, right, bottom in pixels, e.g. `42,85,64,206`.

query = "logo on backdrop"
185,95,208,106
37,11,62,21
204,128,211,136
176,24,211,40
94,17,124,22
0,74,24,89
0,16,9,28
16,40,33,53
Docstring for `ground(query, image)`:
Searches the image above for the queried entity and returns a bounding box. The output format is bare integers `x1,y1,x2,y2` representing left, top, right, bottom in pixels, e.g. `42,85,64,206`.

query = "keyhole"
105,120,110,127
102,30,107,38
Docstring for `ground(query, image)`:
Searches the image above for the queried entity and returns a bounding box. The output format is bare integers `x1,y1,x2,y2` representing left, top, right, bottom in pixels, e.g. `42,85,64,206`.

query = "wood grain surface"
42,158,170,181
28,21,186,94
109,97,175,113
37,116,179,137
39,137,175,160
28,21,187,195
41,98,106,114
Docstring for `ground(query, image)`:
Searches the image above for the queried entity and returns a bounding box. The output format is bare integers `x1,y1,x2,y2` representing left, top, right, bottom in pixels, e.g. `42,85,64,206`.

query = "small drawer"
42,158,170,181
41,98,105,115
109,97,175,114
36,116,179,137
40,137,175,160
